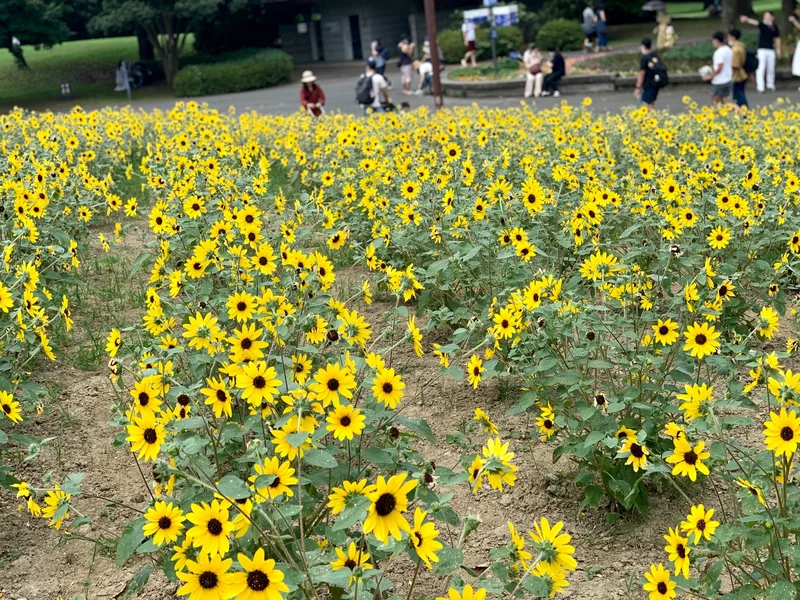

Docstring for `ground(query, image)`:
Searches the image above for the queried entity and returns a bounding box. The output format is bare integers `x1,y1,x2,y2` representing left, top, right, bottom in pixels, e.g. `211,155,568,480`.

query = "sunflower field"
3,98,800,600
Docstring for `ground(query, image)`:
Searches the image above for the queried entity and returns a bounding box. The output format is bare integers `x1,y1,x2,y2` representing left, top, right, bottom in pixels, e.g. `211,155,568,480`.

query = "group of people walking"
299,3,800,117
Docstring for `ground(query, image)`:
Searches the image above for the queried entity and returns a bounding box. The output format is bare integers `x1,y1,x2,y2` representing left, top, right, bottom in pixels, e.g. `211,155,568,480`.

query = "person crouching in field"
300,70,325,117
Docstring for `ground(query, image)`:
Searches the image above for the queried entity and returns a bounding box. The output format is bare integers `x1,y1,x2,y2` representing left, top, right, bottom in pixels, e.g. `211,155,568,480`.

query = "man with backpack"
357,58,392,114
703,31,733,107
634,38,668,110
728,29,751,108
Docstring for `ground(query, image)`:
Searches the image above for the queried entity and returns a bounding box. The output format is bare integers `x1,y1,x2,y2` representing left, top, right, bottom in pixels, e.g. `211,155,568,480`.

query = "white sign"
464,8,490,24
482,0,498,6
493,5,519,26
297,22,308,34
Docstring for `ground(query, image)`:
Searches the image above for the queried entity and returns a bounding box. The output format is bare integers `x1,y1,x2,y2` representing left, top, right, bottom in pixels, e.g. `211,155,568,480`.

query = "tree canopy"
89,0,227,85
0,0,70,68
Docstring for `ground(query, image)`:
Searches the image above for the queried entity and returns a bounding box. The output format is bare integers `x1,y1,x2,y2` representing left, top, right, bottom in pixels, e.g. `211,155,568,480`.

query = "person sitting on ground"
523,43,544,98
414,59,433,95
541,46,565,97
703,31,734,108
300,70,325,117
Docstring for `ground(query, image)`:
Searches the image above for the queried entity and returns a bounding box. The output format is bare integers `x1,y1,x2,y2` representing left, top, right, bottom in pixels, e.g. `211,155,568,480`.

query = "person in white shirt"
522,43,544,98
461,20,477,67
369,59,390,110
703,31,733,106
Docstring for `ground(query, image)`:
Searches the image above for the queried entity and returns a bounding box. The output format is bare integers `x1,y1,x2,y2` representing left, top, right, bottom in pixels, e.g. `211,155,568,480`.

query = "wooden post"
423,0,444,109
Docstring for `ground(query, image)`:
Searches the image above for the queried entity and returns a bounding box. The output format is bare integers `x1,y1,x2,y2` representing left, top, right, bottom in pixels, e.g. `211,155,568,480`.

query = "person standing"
541,46,565,97
582,3,597,52
523,43,544,98
397,35,415,96
703,32,733,107
728,29,749,108
596,3,609,52
461,19,477,67
358,59,392,114
634,38,663,110
790,4,800,90
300,70,325,117
740,12,781,92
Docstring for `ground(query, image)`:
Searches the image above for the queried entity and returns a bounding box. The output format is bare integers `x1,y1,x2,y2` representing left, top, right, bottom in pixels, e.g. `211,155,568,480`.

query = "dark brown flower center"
344,558,357,570
216,389,227,402
199,571,218,589
781,426,794,441
340,416,351,427
143,428,158,444
207,518,223,535
138,392,149,406
375,492,396,516
659,325,669,335
247,569,270,591
630,443,644,458
327,378,340,391
657,582,667,594
683,450,698,465
676,544,686,558
158,516,172,530
695,334,707,345
253,376,266,389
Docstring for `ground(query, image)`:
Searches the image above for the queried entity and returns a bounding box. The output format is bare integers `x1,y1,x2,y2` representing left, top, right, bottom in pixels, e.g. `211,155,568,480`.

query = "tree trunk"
780,0,795,42
738,0,754,16
721,0,739,32
137,28,154,61
162,51,179,87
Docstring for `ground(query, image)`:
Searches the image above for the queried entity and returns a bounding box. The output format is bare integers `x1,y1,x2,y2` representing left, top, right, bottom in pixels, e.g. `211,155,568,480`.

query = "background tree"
0,0,70,68
89,0,226,86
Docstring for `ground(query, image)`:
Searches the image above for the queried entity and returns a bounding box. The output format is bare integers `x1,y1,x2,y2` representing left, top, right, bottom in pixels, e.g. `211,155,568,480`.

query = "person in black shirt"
740,12,782,92
634,38,660,109
541,46,565,96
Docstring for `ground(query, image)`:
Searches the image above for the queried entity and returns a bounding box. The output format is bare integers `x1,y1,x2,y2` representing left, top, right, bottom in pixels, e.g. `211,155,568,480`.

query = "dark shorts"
584,30,597,40
467,41,476,52
641,87,659,104
711,81,732,98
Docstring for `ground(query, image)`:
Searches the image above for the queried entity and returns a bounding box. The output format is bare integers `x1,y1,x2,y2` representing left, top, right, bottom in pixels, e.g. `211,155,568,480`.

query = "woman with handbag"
523,44,544,98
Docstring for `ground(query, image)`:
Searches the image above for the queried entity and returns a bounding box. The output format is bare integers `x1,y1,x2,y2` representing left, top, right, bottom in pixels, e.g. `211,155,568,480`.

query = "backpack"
356,74,374,105
650,56,669,89
744,49,758,74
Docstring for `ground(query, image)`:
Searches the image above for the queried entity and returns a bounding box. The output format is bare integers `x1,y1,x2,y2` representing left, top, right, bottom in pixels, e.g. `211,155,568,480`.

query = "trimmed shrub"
438,26,524,64
173,49,292,96
536,19,584,51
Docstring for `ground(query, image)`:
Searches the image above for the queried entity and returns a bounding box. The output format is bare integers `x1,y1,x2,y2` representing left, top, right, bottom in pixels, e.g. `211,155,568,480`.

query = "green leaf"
332,495,370,531
766,581,796,600
521,574,550,597
129,251,152,277
303,449,337,469
535,357,558,372
116,519,146,568
254,474,276,489
507,391,537,415
61,473,86,495
583,430,605,448
396,417,436,444
587,359,613,369
285,431,309,448
118,565,153,600
432,547,463,575
362,447,393,465
217,474,250,500
435,467,469,486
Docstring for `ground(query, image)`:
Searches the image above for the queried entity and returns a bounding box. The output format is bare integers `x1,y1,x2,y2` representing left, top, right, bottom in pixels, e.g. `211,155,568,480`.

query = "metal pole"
490,6,497,74
423,0,444,109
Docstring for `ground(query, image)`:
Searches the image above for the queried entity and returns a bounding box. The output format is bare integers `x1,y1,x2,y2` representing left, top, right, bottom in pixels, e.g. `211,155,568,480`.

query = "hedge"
536,19,584,51
173,49,293,96
438,26,524,64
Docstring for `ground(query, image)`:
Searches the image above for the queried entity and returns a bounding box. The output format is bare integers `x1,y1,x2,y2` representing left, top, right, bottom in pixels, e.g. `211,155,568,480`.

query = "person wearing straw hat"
300,70,326,117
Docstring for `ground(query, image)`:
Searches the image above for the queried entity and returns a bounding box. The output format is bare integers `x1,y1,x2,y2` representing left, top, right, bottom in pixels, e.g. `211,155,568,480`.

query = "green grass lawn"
0,36,182,112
